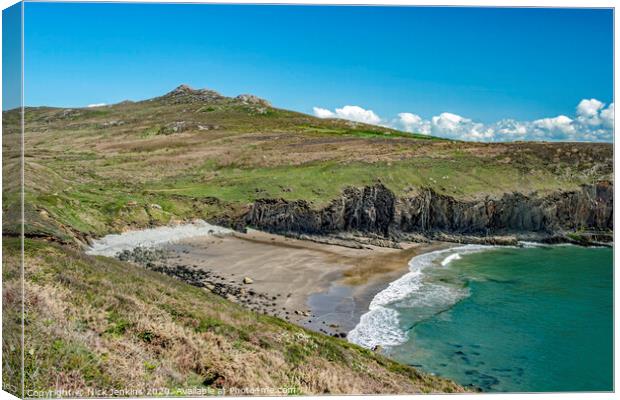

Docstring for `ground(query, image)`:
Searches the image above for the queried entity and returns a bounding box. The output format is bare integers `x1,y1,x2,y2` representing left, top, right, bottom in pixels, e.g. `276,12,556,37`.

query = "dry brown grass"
4,238,466,396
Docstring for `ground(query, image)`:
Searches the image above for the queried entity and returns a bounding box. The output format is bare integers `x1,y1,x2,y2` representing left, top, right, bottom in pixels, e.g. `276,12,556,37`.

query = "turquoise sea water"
349,245,613,392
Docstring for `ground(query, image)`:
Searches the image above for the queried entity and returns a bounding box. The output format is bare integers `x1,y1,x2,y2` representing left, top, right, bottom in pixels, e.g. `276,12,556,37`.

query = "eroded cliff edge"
244,181,613,246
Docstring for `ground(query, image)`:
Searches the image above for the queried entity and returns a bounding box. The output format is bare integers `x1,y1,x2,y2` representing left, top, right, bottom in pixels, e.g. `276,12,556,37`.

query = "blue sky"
11,3,616,141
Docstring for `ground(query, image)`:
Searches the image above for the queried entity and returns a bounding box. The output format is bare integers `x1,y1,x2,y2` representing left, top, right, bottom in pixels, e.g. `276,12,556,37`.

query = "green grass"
147,157,576,206
104,311,133,337
298,124,441,140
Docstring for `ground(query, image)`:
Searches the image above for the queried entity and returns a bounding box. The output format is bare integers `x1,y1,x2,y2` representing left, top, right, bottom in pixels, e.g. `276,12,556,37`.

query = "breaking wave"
347,245,494,349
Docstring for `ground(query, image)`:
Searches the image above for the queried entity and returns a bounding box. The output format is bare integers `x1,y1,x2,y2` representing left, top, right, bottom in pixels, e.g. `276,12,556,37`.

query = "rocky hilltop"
158,84,272,108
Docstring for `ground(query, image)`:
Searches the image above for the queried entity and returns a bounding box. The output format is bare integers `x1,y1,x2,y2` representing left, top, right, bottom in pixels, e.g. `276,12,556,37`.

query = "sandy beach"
157,229,452,337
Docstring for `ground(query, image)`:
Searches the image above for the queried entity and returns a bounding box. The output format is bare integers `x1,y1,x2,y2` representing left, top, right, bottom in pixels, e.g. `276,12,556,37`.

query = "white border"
0,1,615,400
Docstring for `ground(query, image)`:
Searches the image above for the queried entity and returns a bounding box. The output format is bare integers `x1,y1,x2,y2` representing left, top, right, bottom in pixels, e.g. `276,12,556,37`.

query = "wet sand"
161,229,452,337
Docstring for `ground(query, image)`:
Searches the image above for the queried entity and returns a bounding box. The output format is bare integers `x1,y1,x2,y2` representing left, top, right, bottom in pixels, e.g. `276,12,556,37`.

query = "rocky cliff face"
244,181,613,240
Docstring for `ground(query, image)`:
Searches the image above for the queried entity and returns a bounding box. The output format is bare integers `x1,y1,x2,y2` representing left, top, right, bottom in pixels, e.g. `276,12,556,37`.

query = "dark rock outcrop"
395,181,612,234
235,94,271,107
160,85,272,108
244,181,613,241
161,84,224,104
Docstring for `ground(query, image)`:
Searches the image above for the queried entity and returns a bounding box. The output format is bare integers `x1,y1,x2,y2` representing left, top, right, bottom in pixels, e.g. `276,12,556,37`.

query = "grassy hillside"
2,85,613,243
2,237,465,395
2,85,612,395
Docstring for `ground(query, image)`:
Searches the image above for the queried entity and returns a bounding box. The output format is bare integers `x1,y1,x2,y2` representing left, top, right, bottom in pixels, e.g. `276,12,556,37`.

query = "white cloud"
429,112,494,141
313,105,381,125
313,98,613,142
312,107,335,119
422,100,612,142
335,106,382,125
466,125,495,141
87,103,107,108
493,119,528,138
533,115,576,137
575,98,605,128
431,112,467,133
577,98,604,118
600,103,614,129
396,112,431,134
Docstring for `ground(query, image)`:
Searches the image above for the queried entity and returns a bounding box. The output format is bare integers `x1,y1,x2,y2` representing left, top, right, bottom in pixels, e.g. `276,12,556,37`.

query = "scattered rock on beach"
113,246,311,324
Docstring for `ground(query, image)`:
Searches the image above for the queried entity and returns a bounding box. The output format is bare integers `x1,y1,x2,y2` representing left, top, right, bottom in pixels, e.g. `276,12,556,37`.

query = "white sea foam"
519,241,548,248
86,220,232,257
346,307,407,348
347,244,495,349
441,253,461,266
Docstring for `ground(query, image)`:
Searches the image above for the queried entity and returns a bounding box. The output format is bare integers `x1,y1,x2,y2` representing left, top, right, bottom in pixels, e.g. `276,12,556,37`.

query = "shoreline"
161,229,454,337
91,225,454,337
303,240,455,336
87,223,610,340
